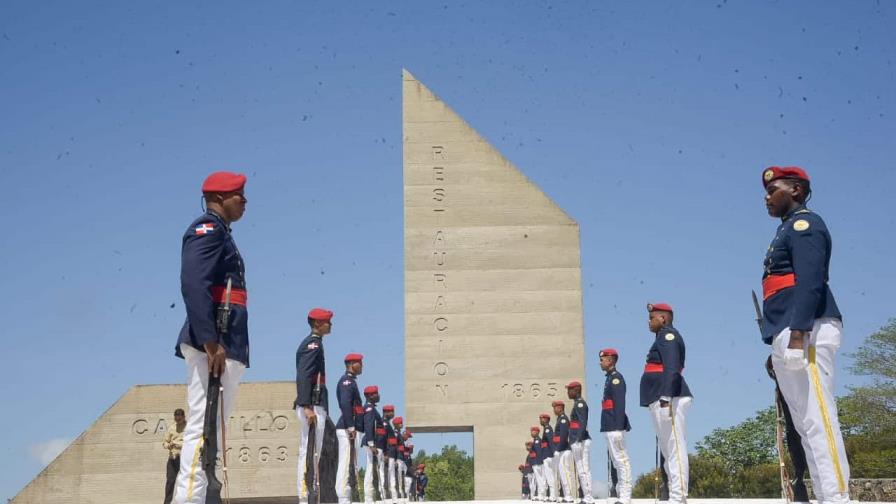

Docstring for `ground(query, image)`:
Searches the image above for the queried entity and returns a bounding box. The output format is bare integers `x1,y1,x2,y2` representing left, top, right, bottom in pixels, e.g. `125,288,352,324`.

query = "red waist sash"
211,285,247,306
763,273,796,300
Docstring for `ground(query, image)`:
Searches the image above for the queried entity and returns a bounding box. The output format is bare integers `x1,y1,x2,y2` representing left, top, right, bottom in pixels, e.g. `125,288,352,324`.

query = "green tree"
842,318,896,478
413,445,474,501
695,406,777,474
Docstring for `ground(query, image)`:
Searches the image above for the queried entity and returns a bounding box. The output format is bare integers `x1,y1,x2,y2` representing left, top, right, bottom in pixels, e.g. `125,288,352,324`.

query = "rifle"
753,290,794,503
202,374,224,504
349,435,360,502
308,372,322,504
371,449,382,502
203,277,232,504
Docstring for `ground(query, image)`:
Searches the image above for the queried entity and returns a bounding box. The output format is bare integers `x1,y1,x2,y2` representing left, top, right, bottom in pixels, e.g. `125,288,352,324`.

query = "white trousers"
363,447,386,503
174,344,245,504
603,432,632,503
571,439,594,503
772,318,850,504
400,460,410,499
336,429,362,504
404,475,413,500
296,405,328,502
527,473,536,499
542,456,557,500
386,456,398,502
649,396,691,504
555,450,574,502
532,463,547,500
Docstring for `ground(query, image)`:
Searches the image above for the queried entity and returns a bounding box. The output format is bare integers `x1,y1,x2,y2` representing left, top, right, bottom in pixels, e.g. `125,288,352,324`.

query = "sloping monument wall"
403,69,586,499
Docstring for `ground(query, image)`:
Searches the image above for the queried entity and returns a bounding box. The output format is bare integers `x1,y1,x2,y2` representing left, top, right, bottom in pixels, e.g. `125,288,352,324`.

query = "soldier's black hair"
174,408,185,416
781,177,812,204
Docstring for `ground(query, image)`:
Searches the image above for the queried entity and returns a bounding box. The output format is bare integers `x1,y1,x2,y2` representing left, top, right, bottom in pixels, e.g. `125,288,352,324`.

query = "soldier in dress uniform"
383,405,399,503
336,353,365,504
530,426,546,501
173,171,249,504
640,303,692,504
566,381,594,504
392,417,407,503
525,441,537,500
362,386,386,503
401,431,414,502
539,414,558,502
551,401,574,503
415,464,429,502
404,443,416,501
520,464,531,500
761,166,849,504
598,349,632,504
295,307,334,503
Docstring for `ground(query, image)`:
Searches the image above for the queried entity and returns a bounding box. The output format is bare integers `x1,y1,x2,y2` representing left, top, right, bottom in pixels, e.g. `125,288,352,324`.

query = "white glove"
782,347,807,370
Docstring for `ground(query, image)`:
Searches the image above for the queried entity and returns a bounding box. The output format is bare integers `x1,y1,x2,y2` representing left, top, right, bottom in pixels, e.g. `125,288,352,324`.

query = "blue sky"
1,0,894,500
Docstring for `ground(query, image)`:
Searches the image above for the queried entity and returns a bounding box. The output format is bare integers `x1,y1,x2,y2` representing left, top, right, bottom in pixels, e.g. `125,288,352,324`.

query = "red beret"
344,353,364,363
539,413,550,419
383,405,395,412
525,440,533,446
530,426,540,433
363,385,379,395
599,348,619,358
552,400,565,407
648,302,674,313
308,308,333,321
202,171,246,193
566,381,582,389
393,416,403,424
418,463,426,469
763,166,810,187
403,430,413,438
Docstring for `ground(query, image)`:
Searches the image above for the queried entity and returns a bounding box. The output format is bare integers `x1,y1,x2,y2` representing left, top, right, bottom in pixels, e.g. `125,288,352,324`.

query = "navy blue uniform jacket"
639,325,692,406
532,435,545,465
569,398,591,443
552,414,571,452
761,206,841,344
600,370,631,432
295,333,328,411
176,211,250,366
336,372,363,430
541,423,555,456
385,421,398,457
362,402,384,447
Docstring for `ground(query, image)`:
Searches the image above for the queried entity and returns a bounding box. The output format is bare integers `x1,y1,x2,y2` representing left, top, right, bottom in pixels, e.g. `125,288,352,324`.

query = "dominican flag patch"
195,223,215,235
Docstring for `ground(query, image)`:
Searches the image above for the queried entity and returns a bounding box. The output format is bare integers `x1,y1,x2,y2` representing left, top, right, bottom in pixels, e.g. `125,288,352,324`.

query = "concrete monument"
403,69,586,499
9,382,325,504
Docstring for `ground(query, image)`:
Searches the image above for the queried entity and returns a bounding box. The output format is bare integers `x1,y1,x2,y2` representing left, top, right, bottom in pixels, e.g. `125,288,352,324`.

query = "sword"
751,290,763,335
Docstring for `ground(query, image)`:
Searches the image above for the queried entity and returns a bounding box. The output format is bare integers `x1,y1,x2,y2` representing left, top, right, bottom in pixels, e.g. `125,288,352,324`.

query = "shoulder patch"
578,401,584,408
307,341,320,350
342,379,352,386
366,407,372,412
793,219,810,231
612,378,620,385
665,333,675,341
194,223,215,235
560,418,567,423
